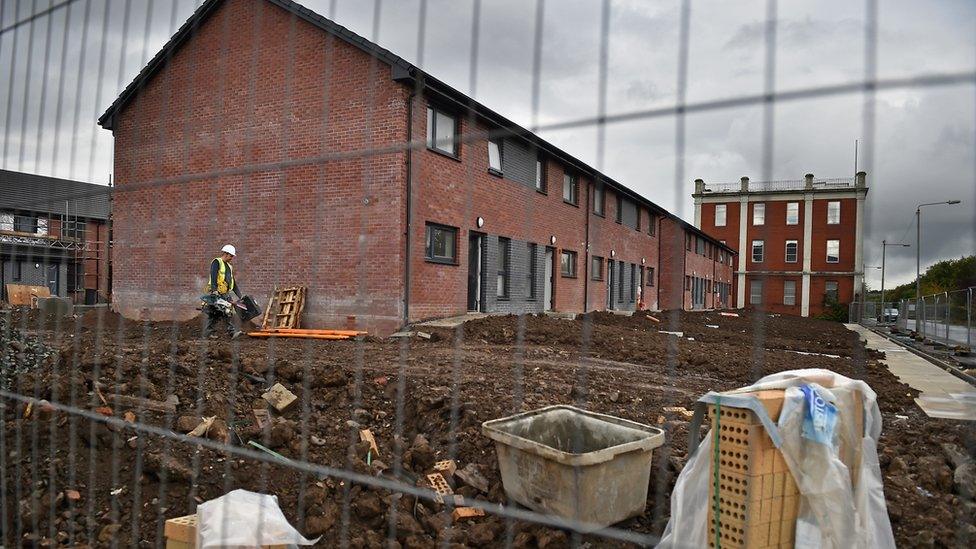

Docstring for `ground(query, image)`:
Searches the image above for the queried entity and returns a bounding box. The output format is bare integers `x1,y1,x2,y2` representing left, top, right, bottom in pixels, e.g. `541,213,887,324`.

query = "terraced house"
98,0,733,335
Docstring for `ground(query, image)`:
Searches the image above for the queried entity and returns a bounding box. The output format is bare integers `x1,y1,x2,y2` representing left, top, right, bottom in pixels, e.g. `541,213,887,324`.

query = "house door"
544,247,554,311
606,260,614,310
467,233,484,311
46,264,59,296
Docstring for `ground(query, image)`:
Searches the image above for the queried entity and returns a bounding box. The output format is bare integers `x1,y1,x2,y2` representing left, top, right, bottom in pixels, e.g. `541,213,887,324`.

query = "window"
783,280,796,305
826,239,840,263
825,281,839,302
785,240,798,263
751,240,764,263
426,106,458,156
647,266,655,286
535,156,547,193
61,219,84,241
497,237,511,298
488,138,502,174
0,213,12,231
593,183,605,216
591,256,604,280
786,202,799,225
527,243,537,299
13,215,37,234
12,261,21,281
715,204,727,227
753,203,765,225
560,250,577,277
563,173,578,205
827,201,840,224
686,234,692,251
615,194,623,223
648,213,656,236
696,238,705,255
750,280,763,305
636,208,641,231
424,223,457,264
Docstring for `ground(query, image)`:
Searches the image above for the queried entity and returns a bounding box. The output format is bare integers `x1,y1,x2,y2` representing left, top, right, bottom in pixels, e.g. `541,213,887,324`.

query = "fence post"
946,292,952,345
921,296,928,339
967,287,973,349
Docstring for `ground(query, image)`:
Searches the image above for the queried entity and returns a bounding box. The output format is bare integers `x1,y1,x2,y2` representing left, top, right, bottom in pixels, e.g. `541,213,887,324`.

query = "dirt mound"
0,309,965,547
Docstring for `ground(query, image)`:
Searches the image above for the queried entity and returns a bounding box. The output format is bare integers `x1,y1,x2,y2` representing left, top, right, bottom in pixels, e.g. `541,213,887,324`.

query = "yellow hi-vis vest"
207,257,235,294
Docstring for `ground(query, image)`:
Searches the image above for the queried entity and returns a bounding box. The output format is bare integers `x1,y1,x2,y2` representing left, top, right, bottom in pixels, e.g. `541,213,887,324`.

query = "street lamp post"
916,200,961,333
880,240,909,323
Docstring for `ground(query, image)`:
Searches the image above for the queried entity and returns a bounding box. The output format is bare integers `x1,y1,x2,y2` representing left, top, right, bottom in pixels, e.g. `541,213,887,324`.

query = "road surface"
905,319,974,348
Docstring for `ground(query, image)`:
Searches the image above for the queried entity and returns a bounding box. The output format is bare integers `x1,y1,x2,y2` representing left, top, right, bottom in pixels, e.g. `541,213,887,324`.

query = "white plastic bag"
196,489,319,548
658,369,895,549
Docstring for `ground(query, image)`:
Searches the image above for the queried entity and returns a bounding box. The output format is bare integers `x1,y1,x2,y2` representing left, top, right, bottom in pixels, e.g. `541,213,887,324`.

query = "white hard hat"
221,244,237,256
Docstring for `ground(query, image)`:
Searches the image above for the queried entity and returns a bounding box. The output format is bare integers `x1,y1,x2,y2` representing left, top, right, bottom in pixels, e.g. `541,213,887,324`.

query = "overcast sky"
1,0,974,288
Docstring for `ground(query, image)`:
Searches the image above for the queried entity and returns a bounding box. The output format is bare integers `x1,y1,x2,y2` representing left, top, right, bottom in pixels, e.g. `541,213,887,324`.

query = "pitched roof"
0,169,110,220
97,0,733,254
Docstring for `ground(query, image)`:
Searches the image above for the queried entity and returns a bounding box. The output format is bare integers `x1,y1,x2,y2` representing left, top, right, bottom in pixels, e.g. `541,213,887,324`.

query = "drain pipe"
403,75,423,325
583,180,591,311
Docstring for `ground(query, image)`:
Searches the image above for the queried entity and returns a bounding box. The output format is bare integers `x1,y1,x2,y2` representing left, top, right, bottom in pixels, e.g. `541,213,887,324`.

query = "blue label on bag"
799,385,837,446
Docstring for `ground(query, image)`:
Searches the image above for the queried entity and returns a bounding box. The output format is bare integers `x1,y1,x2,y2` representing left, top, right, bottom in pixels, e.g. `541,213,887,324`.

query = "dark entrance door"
544,247,555,311
606,259,614,310
46,264,59,296
467,233,484,311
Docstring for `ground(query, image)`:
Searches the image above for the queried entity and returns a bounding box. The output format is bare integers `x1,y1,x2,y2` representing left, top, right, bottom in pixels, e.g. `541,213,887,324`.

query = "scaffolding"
0,200,109,304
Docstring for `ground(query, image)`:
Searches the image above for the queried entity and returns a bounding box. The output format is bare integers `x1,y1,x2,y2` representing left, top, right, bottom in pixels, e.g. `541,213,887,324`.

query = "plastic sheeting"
658,369,895,549
196,489,319,548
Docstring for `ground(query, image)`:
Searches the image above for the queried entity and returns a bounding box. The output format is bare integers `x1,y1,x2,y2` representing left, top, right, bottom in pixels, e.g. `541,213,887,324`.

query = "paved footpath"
846,324,976,420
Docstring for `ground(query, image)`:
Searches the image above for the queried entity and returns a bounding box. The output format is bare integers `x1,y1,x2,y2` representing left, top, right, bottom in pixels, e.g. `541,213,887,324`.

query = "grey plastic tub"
482,405,665,531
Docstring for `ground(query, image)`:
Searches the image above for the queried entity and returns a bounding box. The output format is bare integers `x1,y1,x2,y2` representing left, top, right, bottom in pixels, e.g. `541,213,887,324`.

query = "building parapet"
694,172,867,196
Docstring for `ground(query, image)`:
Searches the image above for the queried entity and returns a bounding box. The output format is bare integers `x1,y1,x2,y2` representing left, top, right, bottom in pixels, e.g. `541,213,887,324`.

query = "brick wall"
701,193,859,316
810,197,857,272
107,0,729,333
111,0,408,334
408,96,661,321
659,217,734,311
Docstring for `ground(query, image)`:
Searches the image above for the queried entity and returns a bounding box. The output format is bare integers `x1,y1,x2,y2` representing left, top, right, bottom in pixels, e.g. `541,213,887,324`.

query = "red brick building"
1,169,111,305
693,173,868,316
98,0,732,334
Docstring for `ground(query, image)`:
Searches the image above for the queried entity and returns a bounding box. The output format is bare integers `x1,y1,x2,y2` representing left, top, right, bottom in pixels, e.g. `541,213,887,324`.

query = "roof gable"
97,0,409,131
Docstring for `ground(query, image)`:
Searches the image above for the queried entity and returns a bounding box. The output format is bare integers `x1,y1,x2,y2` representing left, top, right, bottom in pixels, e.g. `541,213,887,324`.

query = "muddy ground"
1,307,974,548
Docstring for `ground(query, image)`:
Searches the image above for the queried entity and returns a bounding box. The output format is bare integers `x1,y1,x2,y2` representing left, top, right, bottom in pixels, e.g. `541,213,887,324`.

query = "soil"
1,307,974,548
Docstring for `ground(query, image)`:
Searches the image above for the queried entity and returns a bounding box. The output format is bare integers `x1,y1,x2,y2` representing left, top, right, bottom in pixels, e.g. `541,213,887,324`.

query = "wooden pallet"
260,286,307,330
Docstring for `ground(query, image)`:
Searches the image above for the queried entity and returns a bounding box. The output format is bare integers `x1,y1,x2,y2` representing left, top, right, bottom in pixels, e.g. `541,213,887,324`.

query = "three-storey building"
693,173,867,316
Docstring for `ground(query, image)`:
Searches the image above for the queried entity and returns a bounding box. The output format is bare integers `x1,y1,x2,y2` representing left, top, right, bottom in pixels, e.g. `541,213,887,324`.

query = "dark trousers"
204,301,239,337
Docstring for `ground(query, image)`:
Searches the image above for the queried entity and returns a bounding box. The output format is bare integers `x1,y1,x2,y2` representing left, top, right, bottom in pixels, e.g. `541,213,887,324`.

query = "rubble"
455,463,489,494
262,383,297,412
1,308,969,547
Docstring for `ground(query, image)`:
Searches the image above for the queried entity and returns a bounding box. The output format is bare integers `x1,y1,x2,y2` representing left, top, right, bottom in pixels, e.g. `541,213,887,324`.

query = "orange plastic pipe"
246,332,350,340
260,328,366,336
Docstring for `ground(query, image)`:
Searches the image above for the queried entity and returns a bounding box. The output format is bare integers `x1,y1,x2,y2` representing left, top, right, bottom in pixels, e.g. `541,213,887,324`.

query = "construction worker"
204,244,243,339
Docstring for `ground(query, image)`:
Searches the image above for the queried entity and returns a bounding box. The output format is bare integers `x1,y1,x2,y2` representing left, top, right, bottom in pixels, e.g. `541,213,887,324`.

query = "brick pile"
707,391,799,548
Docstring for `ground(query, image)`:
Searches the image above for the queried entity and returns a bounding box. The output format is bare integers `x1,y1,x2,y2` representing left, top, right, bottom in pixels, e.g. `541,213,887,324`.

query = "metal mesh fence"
1,0,975,547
